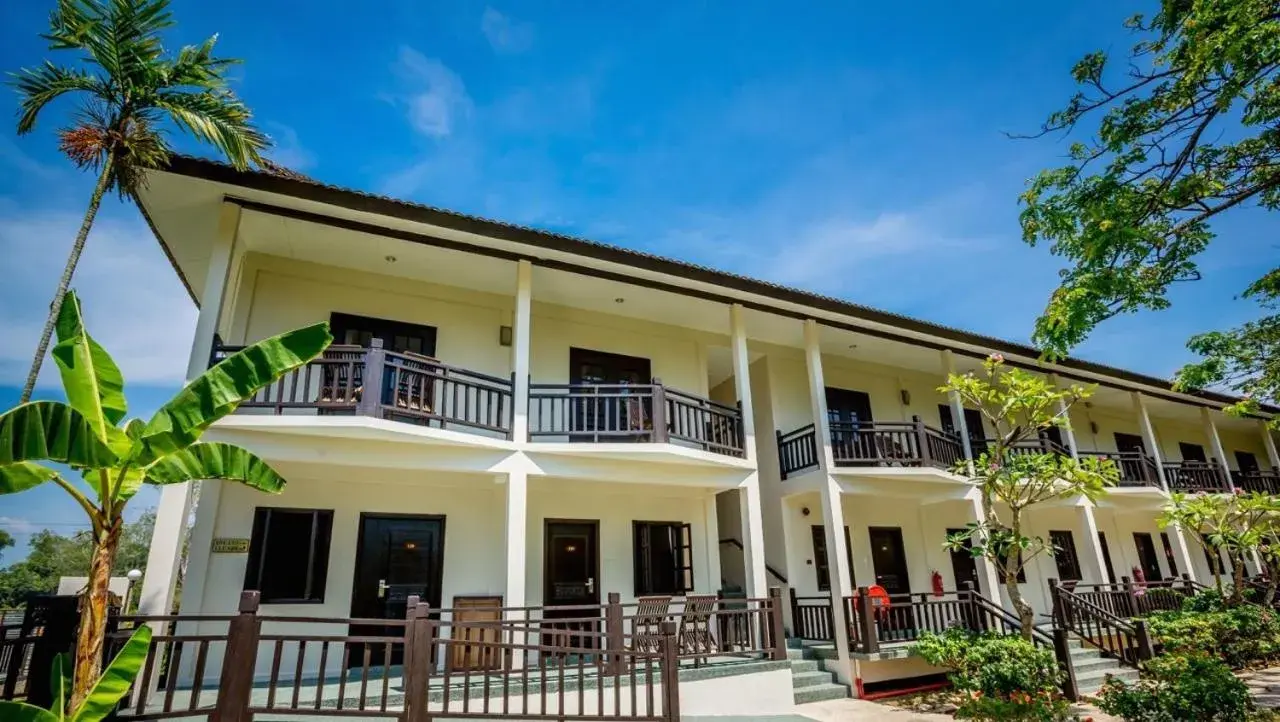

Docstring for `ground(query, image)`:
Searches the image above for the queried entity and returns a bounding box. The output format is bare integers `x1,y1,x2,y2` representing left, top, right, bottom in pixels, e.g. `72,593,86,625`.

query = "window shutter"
811,526,830,592
676,523,694,593
634,523,652,595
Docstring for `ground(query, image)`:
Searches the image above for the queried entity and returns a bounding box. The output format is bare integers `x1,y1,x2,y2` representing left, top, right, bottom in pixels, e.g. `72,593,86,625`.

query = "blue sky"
0,1,1275,563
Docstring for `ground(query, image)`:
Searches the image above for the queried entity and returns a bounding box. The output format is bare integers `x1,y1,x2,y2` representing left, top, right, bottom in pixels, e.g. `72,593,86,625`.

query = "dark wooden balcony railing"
777,425,818,479
973,435,1071,460
1233,469,1280,494
1077,450,1161,488
830,417,964,470
1164,459,1231,493
527,379,745,457
211,340,514,437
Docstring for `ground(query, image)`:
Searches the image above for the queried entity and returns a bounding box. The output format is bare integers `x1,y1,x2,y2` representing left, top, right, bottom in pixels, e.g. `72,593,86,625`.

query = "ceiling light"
848,344,858,350
614,297,625,304
384,255,397,263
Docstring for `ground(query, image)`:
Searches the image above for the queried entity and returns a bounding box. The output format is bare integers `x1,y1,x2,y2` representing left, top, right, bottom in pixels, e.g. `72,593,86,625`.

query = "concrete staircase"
786,642,850,704
1066,637,1141,697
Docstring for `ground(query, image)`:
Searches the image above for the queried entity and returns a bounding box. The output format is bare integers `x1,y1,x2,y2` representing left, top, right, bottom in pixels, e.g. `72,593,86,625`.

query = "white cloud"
392,47,472,139
264,122,316,171
481,7,534,54
0,201,197,389
0,517,38,535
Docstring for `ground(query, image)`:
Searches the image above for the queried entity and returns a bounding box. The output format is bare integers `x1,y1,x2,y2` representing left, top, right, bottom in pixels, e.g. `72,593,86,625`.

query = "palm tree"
11,0,270,403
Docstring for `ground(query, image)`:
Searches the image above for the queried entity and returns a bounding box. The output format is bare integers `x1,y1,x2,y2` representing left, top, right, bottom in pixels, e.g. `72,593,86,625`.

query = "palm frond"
42,0,101,51
154,89,268,167
161,35,239,89
10,61,108,133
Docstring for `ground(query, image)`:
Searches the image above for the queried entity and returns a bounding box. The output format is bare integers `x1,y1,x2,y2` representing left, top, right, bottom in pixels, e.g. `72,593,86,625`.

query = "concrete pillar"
1261,419,1280,470
730,305,767,597
1201,407,1233,490
941,350,974,465
1167,525,1199,583
511,260,533,442
1050,374,1080,459
803,320,852,666
139,203,239,617
704,494,722,591
502,469,529,668
1132,392,1169,491
1076,502,1110,584
966,492,1003,599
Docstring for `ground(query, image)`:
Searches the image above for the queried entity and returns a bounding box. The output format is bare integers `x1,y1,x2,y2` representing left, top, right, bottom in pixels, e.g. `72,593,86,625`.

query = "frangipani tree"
942,355,1118,638
0,291,330,709
1160,492,1280,604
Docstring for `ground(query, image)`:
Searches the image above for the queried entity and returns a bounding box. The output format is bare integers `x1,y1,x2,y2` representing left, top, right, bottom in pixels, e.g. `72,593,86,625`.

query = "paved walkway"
793,697,1120,721
1239,667,1280,710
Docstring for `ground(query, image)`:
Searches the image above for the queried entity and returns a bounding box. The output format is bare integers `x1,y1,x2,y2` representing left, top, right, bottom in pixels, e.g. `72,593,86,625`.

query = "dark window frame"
811,525,856,592
330,312,438,357
244,507,334,604
1049,530,1082,581
632,521,693,596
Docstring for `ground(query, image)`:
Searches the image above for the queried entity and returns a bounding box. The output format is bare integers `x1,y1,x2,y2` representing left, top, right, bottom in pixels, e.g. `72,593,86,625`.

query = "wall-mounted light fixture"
801,507,811,517
900,389,911,406
499,325,513,347
1090,421,1099,435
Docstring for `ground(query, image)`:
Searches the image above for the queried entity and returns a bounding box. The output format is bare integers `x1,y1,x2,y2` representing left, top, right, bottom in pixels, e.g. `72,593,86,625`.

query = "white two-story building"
133,156,1280,702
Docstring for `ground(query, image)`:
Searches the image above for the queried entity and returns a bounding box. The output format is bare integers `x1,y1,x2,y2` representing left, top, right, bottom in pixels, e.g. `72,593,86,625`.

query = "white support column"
140,203,239,617
1050,374,1080,458
704,495,722,591
803,320,852,665
1261,419,1280,470
941,350,974,464
1201,407,1234,491
966,492,1002,599
503,470,529,667
730,305,767,597
1133,392,1169,491
511,260,533,443
1167,525,1199,583
1076,502,1110,584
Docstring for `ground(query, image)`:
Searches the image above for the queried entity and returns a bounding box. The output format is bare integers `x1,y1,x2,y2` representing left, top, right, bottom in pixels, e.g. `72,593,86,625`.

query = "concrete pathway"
1239,667,1280,711
792,697,1120,721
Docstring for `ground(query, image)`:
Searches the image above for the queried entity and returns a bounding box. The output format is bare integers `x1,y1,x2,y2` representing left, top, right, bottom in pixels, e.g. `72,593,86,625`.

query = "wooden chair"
319,361,362,405
629,596,672,654
678,595,719,660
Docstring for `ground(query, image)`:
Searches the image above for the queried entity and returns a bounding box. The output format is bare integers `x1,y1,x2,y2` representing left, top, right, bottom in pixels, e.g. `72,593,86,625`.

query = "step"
793,682,851,704
1071,656,1125,675
1076,667,1140,695
786,647,808,660
787,658,823,674
790,670,836,690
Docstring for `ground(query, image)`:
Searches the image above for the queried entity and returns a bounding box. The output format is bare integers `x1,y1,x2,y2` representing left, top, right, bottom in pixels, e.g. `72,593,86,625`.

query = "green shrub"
1146,605,1280,668
914,629,1070,721
1182,589,1232,613
1096,653,1252,722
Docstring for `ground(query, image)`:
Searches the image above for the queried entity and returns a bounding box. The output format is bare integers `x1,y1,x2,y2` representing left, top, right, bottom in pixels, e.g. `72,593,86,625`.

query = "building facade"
135,157,1280,697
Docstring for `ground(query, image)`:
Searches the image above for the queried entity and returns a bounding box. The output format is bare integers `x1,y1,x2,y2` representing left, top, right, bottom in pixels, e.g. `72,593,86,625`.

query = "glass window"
633,522,693,595
244,508,333,603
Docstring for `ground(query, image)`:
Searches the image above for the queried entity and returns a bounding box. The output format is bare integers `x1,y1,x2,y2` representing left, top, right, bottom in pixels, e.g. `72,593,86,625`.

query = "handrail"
1077,450,1161,487
828,416,964,470
1050,579,1153,668
1163,459,1231,493
717,538,788,584
1233,469,1280,494
777,425,819,479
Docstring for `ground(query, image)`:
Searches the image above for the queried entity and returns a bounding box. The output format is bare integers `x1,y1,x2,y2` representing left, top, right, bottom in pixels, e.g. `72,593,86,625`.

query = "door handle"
586,578,595,594
378,579,388,599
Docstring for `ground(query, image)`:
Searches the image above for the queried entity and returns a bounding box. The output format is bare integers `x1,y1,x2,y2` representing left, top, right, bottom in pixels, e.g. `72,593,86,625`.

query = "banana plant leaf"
0,402,119,468
145,442,285,492
50,653,69,719
138,322,331,460
71,625,152,722
51,291,127,438
0,462,57,494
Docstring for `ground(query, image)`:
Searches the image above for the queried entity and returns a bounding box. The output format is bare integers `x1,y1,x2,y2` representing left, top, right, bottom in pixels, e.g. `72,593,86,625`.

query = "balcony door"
938,405,987,457
330,312,437,356
827,387,872,459
1113,432,1148,482
569,348,652,440
1178,442,1207,463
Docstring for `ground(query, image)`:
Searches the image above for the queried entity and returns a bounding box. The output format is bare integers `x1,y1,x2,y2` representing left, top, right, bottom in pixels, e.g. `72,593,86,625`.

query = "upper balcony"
777,417,965,479
213,340,746,458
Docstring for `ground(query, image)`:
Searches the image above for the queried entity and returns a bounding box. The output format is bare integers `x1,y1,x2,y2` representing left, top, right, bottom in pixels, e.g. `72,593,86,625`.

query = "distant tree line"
0,510,154,608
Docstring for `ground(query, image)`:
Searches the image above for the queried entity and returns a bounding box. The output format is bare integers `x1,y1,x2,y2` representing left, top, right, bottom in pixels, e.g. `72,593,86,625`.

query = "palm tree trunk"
19,156,114,403
71,514,122,711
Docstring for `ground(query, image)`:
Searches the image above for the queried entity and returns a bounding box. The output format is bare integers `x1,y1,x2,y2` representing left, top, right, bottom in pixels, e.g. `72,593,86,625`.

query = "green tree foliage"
1020,0,1280,413
0,511,154,607
914,629,1069,721
0,291,330,708
9,0,274,404
0,528,13,562
1096,653,1253,722
1159,492,1280,603
941,355,1117,637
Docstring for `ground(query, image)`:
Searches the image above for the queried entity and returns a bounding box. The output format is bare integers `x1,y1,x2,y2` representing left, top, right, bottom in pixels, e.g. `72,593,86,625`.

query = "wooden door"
1179,442,1207,463
946,528,979,589
544,521,600,648
449,596,504,672
868,527,910,594
1132,532,1164,582
1097,532,1117,584
938,405,987,457
569,348,652,439
348,515,445,668
828,388,873,458
1114,432,1148,482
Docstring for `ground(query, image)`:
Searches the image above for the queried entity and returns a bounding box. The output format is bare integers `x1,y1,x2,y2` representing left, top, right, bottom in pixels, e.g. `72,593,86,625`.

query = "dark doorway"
868,527,911,594
939,406,987,457
1132,532,1164,582
330,312,438,356
1098,532,1117,583
349,514,446,667
1114,432,1149,482
1160,533,1179,576
1049,530,1082,581
1237,451,1261,473
828,388,873,459
946,528,980,589
569,348,652,440
543,520,601,650
811,525,856,591
1179,442,1208,463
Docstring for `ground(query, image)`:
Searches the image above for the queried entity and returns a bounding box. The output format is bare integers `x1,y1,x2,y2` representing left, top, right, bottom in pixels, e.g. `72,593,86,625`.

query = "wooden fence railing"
1077,450,1162,487
528,380,745,457
1049,579,1154,668
777,425,818,479
212,340,514,437
7,590,787,720
1164,460,1231,493
1067,576,1196,618
827,417,964,470
1234,469,1280,495
788,591,834,642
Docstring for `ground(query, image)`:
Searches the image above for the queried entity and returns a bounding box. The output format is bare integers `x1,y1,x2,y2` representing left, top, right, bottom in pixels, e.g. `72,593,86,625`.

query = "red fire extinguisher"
931,570,945,597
